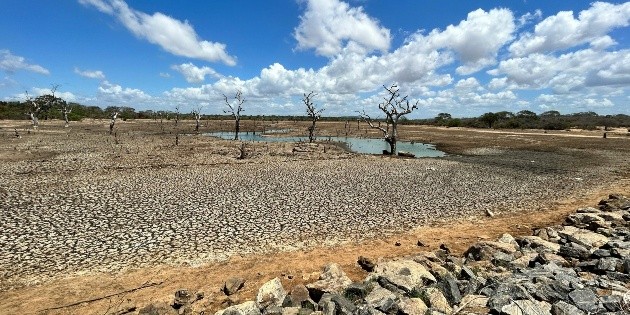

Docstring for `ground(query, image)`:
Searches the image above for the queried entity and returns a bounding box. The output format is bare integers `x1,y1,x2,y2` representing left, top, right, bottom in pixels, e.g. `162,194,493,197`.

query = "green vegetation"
1,100,629,130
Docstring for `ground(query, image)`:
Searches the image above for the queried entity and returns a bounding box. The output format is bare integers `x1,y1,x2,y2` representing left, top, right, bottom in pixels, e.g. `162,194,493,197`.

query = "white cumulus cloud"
74,67,106,80
79,0,236,65
294,0,391,57
0,50,49,75
98,80,151,104
509,2,630,56
171,63,222,83
426,8,516,75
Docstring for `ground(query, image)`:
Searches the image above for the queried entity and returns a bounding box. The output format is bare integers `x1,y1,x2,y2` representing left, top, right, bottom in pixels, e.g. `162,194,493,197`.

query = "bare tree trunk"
237,143,246,159
109,112,119,135
195,118,200,132
30,113,39,130
234,118,240,140
63,112,69,128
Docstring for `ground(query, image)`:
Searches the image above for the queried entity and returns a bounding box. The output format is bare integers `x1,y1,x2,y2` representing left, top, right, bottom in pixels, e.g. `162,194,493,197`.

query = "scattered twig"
38,280,164,313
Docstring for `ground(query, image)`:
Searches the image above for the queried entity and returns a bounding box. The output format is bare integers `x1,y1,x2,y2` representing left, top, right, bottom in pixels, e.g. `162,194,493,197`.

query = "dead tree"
303,91,324,143
58,99,71,127
24,92,40,129
359,84,418,155
109,110,120,135
223,90,245,140
174,104,181,126
25,86,65,130
237,143,247,159
191,105,203,132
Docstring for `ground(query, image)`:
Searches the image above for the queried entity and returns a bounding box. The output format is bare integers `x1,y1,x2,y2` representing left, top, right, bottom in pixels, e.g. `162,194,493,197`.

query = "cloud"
425,8,516,75
509,2,630,56
32,87,79,102
171,63,222,83
74,67,106,80
294,0,391,56
159,72,171,78
97,80,151,104
0,50,50,75
79,0,236,65
490,48,630,93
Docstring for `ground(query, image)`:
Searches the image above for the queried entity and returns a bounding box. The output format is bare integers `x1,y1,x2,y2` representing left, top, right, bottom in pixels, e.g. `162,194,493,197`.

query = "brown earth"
0,119,629,315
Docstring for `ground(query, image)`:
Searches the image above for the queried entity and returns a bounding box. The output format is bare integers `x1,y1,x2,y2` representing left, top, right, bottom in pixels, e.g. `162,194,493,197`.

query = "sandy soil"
0,119,629,315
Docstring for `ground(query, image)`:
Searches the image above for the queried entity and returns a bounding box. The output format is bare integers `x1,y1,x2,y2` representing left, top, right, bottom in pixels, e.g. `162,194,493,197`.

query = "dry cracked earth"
0,119,629,293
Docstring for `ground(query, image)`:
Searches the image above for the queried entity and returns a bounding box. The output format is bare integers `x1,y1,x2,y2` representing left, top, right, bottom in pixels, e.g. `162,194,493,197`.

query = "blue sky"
1,0,629,118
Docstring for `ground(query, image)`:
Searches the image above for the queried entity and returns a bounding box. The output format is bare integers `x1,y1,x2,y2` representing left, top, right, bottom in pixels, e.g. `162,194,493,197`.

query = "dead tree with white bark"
359,84,418,155
191,105,203,133
25,86,65,130
109,109,120,135
303,91,324,143
223,90,245,140
24,92,40,130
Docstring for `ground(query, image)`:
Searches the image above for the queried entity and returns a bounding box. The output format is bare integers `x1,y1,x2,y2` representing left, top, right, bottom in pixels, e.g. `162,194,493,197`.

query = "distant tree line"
1,100,628,130
413,110,630,130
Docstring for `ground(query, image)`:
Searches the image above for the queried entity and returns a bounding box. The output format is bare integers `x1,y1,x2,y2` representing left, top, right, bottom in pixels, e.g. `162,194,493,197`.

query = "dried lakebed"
0,148,619,290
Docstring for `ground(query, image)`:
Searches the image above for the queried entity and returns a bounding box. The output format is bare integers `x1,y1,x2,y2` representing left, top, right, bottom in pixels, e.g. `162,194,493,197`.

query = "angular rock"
307,263,352,302
458,294,488,310
517,236,561,253
174,289,193,309
357,256,376,272
566,213,604,226
217,301,261,315
257,278,287,310
596,257,621,272
369,259,436,294
568,289,603,313
491,251,515,268
592,248,611,257
364,287,398,314
498,233,518,246
421,287,451,314
464,241,518,261
437,274,461,306
224,277,246,296
536,252,569,267
397,297,428,315
558,226,609,249
330,294,356,315
487,283,533,312
343,283,369,303
532,281,570,303
550,301,585,315
509,252,538,269
501,300,551,315
286,285,311,307
558,244,590,260
600,295,622,312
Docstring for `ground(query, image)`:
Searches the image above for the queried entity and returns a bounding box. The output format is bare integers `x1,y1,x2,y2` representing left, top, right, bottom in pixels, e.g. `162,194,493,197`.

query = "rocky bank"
139,194,630,315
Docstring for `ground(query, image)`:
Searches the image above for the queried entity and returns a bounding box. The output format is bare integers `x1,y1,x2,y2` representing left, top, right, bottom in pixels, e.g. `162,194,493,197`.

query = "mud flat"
1,120,628,293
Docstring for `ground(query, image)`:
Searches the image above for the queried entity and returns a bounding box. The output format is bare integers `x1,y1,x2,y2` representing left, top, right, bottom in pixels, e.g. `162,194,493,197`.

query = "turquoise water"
207,131,445,158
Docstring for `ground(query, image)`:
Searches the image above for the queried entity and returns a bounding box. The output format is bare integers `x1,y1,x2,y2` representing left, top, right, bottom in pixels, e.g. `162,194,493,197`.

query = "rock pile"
151,194,629,315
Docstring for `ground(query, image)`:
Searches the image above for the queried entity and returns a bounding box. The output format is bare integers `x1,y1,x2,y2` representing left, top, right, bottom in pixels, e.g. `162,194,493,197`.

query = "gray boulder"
550,301,585,315
568,289,604,313
224,277,246,296
501,300,551,315
368,259,436,294
216,301,261,315
256,278,287,310
364,286,399,314
307,263,352,302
